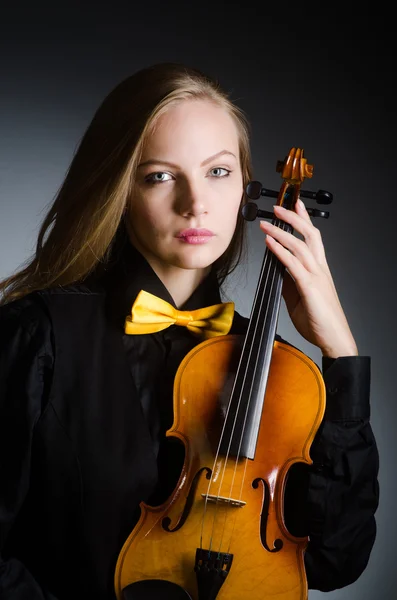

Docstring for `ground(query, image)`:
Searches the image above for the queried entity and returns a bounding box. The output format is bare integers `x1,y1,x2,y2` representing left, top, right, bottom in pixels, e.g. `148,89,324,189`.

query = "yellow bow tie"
124,290,234,339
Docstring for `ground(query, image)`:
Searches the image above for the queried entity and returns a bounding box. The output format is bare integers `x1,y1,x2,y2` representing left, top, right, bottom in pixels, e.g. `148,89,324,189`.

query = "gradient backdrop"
1,4,395,599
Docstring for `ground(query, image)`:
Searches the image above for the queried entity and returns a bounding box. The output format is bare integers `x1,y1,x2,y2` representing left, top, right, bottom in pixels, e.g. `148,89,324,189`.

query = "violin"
114,148,333,600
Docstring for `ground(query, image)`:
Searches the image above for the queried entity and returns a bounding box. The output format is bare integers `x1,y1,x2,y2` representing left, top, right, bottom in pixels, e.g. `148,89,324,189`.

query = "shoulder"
37,282,108,328
0,291,50,335
39,279,106,300
0,281,105,335
0,292,54,367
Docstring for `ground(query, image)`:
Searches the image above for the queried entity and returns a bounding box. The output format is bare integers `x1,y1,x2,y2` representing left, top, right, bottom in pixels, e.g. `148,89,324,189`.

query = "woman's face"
126,99,243,281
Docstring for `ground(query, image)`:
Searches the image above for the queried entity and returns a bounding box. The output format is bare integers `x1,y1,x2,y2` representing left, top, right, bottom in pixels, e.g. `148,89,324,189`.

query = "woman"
0,62,379,600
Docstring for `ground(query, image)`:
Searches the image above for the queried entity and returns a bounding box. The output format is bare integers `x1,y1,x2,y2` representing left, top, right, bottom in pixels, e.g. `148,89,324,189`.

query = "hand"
259,198,358,358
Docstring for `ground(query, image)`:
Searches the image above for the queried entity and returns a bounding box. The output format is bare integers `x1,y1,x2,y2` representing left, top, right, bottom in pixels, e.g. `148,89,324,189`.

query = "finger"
264,234,311,288
295,198,313,223
272,204,326,263
274,202,316,234
260,220,318,274
263,224,337,306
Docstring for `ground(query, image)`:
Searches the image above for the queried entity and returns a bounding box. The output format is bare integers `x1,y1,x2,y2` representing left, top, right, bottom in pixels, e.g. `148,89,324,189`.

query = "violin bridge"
201,494,246,507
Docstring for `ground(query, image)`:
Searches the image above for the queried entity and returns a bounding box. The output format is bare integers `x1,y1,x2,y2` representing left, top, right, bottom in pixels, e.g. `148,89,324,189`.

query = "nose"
176,178,208,218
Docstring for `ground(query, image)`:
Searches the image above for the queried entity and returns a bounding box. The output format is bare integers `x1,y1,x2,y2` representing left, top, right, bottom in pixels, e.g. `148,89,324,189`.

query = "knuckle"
306,226,321,242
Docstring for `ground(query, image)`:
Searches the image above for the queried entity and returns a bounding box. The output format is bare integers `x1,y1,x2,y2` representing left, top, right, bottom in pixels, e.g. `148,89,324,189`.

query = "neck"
153,264,210,308
125,231,211,307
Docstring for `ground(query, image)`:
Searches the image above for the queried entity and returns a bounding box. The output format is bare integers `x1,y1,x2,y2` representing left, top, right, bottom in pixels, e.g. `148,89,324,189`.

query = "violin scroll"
243,147,333,222
276,147,313,186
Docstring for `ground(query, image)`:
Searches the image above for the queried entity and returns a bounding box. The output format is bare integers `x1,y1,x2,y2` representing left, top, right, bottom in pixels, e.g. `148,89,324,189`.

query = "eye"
145,172,173,184
209,167,231,177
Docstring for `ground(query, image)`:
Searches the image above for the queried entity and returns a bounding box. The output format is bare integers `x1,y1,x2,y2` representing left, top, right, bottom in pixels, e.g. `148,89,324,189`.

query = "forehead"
142,99,240,161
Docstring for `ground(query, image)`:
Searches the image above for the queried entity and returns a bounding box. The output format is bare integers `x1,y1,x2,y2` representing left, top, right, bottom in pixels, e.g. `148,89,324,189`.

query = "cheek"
128,198,159,232
218,189,243,230
128,186,175,234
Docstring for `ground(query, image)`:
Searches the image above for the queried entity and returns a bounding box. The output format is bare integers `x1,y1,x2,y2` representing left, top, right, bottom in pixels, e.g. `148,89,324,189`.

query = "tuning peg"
246,181,275,200
242,203,273,221
242,202,330,221
305,207,330,218
245,181,333,205
300,189,333,204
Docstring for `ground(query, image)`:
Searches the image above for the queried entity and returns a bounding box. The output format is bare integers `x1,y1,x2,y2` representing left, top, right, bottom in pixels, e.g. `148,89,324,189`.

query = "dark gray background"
0,3,395,598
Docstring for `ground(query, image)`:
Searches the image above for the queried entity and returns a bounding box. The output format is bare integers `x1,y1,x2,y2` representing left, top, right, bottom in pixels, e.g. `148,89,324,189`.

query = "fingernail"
298,199,305,209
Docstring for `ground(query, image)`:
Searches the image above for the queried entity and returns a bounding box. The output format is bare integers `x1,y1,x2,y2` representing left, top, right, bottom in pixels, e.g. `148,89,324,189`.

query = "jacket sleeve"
0,296,59,600
302,355,379,591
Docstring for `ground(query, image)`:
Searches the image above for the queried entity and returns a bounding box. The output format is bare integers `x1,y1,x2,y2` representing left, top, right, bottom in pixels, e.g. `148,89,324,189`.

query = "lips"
176,228,214,238
175,228,214,245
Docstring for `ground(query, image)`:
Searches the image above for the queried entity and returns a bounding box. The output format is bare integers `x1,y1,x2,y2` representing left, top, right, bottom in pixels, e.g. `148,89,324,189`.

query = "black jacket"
0,242,379,599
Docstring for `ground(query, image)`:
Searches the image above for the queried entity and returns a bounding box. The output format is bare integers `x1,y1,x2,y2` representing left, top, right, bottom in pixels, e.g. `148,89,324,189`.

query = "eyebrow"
137,150,237,170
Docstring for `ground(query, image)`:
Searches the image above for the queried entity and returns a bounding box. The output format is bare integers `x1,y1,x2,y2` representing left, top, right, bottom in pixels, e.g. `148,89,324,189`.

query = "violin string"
223,216,288,555
220,190,295,553
207,230,276,553
225,217,289,555
199,192,293,554
199,227,275,552
200,195,291,554
210,212,288,554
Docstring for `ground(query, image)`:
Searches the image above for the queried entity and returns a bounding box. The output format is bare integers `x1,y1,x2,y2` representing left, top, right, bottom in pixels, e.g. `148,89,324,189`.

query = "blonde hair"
0,62,253,305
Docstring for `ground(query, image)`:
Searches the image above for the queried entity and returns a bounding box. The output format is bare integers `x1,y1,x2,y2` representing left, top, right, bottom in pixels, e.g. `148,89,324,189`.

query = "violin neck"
221,218,293,460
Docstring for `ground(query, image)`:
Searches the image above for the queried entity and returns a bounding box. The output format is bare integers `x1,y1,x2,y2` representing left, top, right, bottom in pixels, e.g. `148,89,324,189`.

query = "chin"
171,247,224,271
174,257,213,271
169,253,218,269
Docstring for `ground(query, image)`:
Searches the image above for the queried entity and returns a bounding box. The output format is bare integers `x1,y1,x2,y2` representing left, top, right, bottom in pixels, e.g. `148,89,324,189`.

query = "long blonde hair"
0,62,253,305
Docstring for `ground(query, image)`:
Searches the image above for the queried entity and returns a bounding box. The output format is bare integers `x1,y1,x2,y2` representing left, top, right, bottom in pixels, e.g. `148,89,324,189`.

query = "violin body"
114,334,326,600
